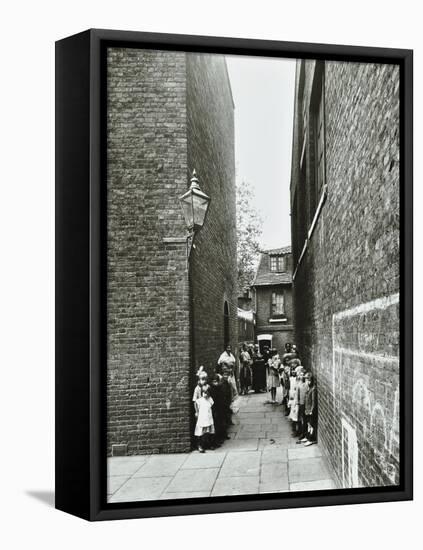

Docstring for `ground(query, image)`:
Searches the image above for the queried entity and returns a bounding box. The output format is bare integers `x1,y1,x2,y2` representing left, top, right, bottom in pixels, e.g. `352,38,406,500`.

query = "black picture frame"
55,28,413,521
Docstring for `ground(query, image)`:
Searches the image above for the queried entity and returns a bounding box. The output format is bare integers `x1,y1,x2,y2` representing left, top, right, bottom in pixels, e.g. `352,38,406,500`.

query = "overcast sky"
226,55,296,250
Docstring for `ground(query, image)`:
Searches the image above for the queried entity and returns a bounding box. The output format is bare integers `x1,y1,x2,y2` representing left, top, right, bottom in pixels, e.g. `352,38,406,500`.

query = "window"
270,255,286,272
271,291,285,316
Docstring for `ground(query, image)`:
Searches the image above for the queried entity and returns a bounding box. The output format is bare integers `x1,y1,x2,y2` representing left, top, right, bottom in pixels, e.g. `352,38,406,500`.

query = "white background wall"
0,0,420,547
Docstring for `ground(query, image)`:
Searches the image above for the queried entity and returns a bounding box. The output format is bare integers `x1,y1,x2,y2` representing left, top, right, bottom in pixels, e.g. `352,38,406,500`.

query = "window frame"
271,290,285,316
269,255,286,273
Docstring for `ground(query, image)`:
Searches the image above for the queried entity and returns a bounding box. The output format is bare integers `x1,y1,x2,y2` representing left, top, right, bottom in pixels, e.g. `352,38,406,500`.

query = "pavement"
107,390,336,502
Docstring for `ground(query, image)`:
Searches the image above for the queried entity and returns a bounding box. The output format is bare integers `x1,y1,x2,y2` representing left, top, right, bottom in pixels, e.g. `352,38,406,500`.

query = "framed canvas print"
55,29,413,521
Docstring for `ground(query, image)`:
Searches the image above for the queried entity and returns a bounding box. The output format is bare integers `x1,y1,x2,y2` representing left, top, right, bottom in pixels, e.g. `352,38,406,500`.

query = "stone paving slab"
159,491,211,500
288,445,322,460
221,438,259,451
238,416,267,425
288,457,330,484
133,454,188,477
237,423,265,432
220,451,261,477
107,475,130,496
259,484,289,494
166,468,219,493
261,462,288,488
236,407,269,413
258,438,299,450
265,411,287,418
270,417,290,425
107,393,336,502
212,476,259,496
109,476,173,502
265,428,291,437
261,447,288,464
181,452,226,469
290,479,336,491
237,412,266,418
108,456,148,477
268,435,293,442
235,428,267,439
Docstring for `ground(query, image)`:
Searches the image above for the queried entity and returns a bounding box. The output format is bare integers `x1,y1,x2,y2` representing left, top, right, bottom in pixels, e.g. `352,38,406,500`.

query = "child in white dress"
192,368,208,415
194,385,215,453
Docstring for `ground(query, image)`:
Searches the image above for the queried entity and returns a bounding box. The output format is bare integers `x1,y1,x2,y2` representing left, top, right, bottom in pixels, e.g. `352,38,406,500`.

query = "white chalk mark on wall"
341,417,359,488
370,403,387,448
332,293,400,487
352,378,372,416
332,293,399,402
335,348,398,363
333,293,399,321
389,388,400,455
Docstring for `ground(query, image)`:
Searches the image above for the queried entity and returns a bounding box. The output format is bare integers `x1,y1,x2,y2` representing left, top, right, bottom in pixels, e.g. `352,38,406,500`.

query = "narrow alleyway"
108,391,336,502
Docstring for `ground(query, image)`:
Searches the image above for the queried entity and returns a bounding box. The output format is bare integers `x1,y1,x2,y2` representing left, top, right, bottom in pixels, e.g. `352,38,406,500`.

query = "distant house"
252,246,294,353
237,288,255,346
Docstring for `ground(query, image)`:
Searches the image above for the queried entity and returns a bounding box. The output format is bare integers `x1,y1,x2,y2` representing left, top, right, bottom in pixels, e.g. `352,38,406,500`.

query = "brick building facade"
290,60,400,487
253,247,294,353
107,48,236,455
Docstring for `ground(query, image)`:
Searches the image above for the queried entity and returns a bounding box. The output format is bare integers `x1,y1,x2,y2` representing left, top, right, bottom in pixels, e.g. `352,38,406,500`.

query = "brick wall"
186,54,238,375
106,49,236,455
291,60,400,487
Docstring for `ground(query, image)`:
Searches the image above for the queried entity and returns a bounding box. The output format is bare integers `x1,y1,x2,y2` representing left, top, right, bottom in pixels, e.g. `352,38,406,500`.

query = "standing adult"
217,344,238,399
280,365,291,412
209,371,224,447
281,342,292,366
220,367,234,436
267,349,281,404
304,373,317,446
251,346,266,393
283,343,300,367
239,343,252,395
295,370,308,442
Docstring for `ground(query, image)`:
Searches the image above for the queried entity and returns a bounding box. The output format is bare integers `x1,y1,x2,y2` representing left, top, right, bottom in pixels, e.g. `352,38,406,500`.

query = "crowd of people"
192,343,318,453
192,346,238,453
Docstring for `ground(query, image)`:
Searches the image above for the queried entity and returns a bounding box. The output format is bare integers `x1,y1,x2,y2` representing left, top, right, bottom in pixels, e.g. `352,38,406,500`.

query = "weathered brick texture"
187,54,238,374
107,48,236,455
291,60,400,487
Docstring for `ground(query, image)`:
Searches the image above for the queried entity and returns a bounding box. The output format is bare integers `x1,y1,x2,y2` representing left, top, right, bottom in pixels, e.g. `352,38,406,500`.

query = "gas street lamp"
178,169,211,262
162,169,211,265
178,169,211,234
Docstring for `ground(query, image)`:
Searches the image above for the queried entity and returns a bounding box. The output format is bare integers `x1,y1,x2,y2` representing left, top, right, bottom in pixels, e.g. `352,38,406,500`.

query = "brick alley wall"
107,48,191,455
107,48,237,455
291,60,400,487
186,54,238,376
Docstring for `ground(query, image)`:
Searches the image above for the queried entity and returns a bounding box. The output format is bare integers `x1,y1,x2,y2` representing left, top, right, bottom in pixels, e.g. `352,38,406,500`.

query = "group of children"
267,343,318,447
192,366,234,453
192,343,318,453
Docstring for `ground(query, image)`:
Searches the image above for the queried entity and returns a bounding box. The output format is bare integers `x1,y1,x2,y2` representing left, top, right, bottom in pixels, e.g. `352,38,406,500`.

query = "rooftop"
253,246,292,287
263,245,291,255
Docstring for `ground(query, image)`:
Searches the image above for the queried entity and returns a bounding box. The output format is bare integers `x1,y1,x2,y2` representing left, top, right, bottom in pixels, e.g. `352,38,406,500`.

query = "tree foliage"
236,180,263,294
